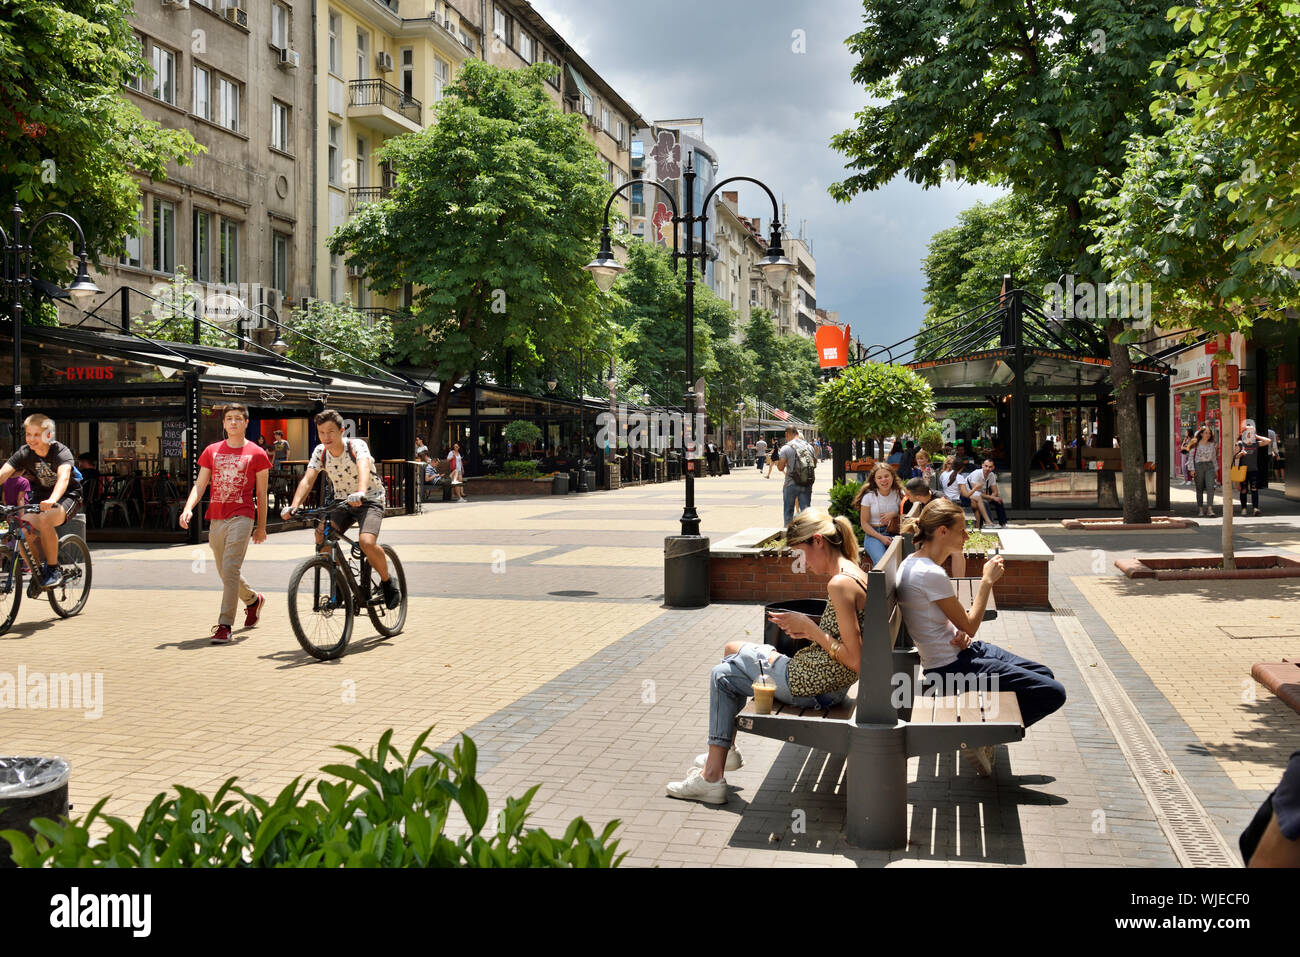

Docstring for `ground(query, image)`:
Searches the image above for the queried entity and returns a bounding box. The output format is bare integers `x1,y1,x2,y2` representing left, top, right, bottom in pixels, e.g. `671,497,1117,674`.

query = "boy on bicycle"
0,414,84,588
282,409,400,610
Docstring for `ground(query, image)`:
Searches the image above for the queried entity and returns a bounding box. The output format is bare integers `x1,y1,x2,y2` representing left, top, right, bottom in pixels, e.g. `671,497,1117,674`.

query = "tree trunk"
425,379,458,463
1218,332,1235,571
1107,319,1150,524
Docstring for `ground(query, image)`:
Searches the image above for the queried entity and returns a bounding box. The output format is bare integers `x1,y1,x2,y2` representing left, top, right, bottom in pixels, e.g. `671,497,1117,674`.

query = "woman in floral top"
1192,426,1217,516
666,508,868,805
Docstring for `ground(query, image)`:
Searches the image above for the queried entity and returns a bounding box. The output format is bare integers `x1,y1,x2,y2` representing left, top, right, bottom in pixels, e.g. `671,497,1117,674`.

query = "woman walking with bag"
1234,421,1271,516
1192,426,1217,516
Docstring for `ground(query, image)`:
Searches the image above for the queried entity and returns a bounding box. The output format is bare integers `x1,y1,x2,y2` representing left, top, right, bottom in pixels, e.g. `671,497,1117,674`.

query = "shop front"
2,324,419,542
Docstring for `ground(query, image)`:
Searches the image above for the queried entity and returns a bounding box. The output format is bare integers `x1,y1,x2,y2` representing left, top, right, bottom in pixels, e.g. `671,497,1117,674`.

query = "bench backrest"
853,503,919,724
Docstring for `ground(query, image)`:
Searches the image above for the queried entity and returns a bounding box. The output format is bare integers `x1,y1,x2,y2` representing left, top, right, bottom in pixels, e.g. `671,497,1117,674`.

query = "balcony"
347,79,421,136
348,186,390,214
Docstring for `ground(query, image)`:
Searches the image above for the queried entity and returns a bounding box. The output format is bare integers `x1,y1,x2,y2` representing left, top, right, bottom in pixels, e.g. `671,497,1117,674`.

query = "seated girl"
852,464,902,567
666,508,868,804
896,498,1066,774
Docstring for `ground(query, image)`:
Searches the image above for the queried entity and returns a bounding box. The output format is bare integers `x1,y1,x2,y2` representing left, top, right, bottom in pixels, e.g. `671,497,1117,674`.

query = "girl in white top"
852,464,902,566
938,455,964,503
895,498,1066,773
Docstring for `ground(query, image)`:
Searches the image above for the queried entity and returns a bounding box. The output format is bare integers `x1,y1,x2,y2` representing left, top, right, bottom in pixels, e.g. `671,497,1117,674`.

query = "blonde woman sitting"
666,508,867,804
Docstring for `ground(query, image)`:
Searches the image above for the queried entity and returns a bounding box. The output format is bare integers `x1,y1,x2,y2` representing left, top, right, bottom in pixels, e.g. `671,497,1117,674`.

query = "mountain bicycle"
283,502,407,660
0,503,93,634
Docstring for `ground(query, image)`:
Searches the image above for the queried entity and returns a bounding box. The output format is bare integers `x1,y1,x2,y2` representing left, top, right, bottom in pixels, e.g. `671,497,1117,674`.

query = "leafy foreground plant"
0,729,624,868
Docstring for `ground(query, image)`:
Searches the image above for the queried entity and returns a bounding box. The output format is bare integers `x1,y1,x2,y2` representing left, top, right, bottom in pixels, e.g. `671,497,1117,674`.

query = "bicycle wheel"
48,534,92,618
364,545,407,638
0,549,21,634
286,555,354,660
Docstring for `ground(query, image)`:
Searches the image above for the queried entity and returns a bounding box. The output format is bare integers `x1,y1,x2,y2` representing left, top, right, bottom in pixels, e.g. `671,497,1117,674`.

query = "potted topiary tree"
815,362,936,485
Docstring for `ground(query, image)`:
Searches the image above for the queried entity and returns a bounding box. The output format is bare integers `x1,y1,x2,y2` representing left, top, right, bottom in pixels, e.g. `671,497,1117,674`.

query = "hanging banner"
815,325,849,368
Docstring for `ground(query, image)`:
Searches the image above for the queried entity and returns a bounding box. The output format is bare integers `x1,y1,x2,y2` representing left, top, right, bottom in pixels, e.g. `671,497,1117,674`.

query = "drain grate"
1054,615,1239,867
1051,607,1076,617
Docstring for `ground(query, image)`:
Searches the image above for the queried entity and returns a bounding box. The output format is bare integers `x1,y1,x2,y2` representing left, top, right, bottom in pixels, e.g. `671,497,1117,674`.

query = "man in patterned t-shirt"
180,403,271,644
282,409,400,610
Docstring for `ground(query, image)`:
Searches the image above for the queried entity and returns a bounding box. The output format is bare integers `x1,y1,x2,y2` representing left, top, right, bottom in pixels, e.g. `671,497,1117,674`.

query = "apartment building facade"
87,0,316,335
631,119,718,288
713,191,779,338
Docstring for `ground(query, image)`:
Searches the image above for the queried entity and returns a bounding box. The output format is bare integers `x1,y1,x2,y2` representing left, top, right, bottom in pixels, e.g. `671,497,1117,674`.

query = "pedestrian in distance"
903,477,966,577
1180,428,1197,486
179,403,270,644
271,430,291,469
666,508,867,804
446,443,467,501
753,436,768,472
1192,425,1217,516
1234,420,1271,516
775,426,818,525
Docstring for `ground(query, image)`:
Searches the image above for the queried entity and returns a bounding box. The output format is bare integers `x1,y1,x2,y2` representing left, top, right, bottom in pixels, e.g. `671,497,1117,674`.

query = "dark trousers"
924,641,1067,728
1241,470,1260,510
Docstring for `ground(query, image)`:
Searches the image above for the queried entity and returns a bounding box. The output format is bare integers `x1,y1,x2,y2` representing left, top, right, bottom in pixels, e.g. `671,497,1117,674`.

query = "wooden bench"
1251,660,1300,715
734,523,1025,849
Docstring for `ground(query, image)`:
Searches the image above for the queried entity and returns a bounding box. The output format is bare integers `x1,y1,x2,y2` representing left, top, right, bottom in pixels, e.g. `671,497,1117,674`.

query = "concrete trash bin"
664,535,710,608
0,756,71,867
552,472,569,495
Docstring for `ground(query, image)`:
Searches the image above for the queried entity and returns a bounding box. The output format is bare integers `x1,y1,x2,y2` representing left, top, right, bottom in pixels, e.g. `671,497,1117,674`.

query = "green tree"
815,362,935,453
287,299,396,377
1087,101,1300,567
0,1,199,284
831,0,1186,523
1161,3,1300,269
327,60,611,456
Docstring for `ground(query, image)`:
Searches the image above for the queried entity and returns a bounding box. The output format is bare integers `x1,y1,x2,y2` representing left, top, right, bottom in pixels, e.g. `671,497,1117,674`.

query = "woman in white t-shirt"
937,456,964,503
852,464,902,566
896,498,1066,774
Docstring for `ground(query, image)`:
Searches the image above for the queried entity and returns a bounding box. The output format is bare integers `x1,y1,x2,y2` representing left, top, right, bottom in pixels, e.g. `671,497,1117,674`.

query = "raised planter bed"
463,476,552,497
1061,517,1197,530
1115,555,1300,580
709,526,1053,608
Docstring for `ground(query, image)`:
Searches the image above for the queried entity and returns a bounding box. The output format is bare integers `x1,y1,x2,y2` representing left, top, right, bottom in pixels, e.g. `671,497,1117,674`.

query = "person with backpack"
282,409,401,610
0,414,85,588
776,426,817,524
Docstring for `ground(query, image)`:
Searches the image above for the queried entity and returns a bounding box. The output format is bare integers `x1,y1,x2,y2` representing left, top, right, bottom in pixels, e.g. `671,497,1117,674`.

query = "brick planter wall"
945,556,1050,609
463,478,552,496
709,551,833,603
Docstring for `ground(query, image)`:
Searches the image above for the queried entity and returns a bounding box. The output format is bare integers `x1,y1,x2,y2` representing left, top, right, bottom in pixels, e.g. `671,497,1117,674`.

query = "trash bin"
763,599,826,656
552,472,569,495
0,756,70,867
664,535,710,608
583,468,597,491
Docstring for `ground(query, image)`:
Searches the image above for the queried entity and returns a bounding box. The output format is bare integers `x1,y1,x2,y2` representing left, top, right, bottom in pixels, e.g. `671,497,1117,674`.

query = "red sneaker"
210,624,232,644
244,593,266,628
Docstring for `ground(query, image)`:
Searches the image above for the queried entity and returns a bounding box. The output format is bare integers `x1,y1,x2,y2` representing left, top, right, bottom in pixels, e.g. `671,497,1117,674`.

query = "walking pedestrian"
1192,425,1217,516
446,443,467,501
1180,428,1197,485
755,436,768,473
1234,420,1272,516
775,426,817,525
179,403,270,644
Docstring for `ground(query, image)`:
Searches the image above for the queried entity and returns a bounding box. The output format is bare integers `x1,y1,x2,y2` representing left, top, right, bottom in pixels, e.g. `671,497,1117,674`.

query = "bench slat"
910,692,1023,727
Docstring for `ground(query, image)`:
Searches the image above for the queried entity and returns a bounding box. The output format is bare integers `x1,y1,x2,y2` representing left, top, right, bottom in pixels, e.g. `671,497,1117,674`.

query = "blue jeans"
708,643,846,748
783,483,812,525
923,640,1066,728
863,524,894,564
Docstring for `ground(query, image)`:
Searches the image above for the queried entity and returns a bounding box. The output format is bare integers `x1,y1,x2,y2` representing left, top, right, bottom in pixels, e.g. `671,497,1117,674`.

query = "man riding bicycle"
0,414,83,588
282,409,401,610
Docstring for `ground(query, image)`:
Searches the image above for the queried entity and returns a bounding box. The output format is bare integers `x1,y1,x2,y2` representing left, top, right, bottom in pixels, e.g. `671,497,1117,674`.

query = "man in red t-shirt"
180,403,271,644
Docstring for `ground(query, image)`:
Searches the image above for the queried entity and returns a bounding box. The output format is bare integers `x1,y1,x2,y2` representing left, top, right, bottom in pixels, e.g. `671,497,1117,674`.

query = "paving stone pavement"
5,459,1298,866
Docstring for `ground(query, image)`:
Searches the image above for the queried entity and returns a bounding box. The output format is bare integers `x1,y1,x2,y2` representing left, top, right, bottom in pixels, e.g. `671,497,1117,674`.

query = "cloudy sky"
532,0,1006,349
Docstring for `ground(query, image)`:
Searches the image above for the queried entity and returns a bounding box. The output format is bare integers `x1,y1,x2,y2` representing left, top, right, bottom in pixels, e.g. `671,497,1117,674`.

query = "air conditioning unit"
223,5,248,28
161,0,183,7
279,48,300,69
376,50,394,73
263,290,283,315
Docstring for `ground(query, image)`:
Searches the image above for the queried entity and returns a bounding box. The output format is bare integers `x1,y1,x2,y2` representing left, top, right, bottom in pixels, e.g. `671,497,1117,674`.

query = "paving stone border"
1115,554,1300,580
1060,518,1198,530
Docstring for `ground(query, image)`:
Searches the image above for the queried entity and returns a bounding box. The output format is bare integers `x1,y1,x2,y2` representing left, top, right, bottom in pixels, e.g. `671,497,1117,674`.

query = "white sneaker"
694,750,743,771
666,767,727,804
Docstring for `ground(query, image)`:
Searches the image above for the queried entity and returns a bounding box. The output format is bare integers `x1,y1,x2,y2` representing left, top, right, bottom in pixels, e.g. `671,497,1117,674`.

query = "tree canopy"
815,361,934,444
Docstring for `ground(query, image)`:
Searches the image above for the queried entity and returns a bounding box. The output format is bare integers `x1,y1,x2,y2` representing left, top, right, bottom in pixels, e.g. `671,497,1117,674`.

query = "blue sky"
532,0,1006,348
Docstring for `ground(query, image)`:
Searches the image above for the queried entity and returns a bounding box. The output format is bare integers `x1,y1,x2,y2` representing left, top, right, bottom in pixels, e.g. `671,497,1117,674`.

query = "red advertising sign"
1205,340,1219,355
1210,363,1239,391
815,325,849,368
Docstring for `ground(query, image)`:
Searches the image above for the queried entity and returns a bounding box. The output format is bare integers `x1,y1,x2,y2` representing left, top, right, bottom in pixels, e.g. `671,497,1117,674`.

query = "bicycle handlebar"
0,504,45,517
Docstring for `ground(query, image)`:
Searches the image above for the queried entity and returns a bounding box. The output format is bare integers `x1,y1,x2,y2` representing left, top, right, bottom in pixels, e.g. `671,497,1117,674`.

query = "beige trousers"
209,515,257,626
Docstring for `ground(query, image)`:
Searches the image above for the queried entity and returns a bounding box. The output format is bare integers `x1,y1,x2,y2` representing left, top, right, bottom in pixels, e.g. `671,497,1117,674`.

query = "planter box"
1116,555,1300,581
709,526,1054,609
463,476,552,496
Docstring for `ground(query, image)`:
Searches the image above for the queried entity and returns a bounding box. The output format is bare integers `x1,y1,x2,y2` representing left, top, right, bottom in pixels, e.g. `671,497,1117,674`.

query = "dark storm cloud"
532,0,1005,346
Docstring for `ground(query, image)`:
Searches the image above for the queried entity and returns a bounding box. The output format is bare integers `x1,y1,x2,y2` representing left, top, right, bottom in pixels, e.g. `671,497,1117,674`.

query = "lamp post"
246,302,289,356
2,201,101,435
545,344,615,492
585,159,792,535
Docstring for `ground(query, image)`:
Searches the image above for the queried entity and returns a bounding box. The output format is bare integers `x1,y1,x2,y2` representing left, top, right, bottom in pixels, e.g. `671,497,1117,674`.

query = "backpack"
790,439,817,486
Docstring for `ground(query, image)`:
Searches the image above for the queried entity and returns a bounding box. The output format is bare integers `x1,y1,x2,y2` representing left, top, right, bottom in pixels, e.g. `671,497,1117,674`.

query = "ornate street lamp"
2,201,102,434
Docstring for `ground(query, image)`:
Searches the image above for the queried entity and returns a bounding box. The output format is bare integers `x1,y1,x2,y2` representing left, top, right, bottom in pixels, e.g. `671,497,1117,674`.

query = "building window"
273,234,289,296
328,10,341,74
152,45,177,105
217,76,240,132
327,123,341,184
629,182,644,217
152,199,176,275
356,28,369,80
271,100,290,152
601,107,610,133
356,137,368,188
615,169,626,188
192,65,210,119
219,219,240,284
492,5,511,43
193,210,211,282
126,34,145,91
518,31,534,62
616,120,625,146
121,205,143,268
271,2,290,49
433,56,450,100
581,94,592,117
330,253,340,301
400,48,414,99
540,48,559,88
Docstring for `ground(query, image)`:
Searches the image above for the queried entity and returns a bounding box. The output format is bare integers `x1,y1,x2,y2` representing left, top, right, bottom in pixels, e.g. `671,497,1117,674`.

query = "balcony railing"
357,306,407,326
348,186,390,213
348,78,421,125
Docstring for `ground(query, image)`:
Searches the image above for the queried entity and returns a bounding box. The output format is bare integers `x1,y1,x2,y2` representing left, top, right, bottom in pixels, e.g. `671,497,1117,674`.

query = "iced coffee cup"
753,674,776,715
